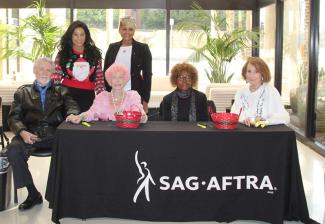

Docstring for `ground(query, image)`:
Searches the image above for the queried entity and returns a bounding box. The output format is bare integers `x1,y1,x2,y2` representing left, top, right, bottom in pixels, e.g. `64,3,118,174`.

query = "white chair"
207,84,245,112
149,76,174,108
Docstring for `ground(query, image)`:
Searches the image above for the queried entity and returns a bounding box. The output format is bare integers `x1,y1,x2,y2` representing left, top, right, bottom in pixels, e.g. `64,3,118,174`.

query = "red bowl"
114,111,142,128
211,112,239,129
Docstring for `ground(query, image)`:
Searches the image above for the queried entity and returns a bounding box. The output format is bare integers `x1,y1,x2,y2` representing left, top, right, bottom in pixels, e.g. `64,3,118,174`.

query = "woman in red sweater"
52,20,105,112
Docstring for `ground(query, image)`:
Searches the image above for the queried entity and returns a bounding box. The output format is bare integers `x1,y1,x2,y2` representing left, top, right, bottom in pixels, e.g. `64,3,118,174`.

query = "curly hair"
170,62,198,87
105,63,130,86
241,57,271,83
57,20,102,71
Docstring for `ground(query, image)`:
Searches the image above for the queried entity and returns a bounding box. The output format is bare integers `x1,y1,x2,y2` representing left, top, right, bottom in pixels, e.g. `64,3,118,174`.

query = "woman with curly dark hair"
52,20,105,112
159,62,208,121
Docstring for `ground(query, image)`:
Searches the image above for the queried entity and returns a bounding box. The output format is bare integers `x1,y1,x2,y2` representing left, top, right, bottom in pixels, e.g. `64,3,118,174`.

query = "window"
74,8,166,77
0,8,69,81
315,0,325,145
282,0,309,134
170,10,252,90
259,4,275,85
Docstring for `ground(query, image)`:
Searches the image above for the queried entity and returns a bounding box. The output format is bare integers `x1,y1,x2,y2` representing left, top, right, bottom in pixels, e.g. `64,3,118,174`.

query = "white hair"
33,57,54,74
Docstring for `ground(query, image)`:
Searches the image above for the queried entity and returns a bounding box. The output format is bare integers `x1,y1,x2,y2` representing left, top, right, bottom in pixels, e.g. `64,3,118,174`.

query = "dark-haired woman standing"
52,20,105,112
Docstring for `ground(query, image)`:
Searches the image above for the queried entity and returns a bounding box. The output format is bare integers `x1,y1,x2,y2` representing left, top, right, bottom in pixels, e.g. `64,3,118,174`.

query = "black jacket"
103,39,152,103
159,89,209,121
8,81,80,137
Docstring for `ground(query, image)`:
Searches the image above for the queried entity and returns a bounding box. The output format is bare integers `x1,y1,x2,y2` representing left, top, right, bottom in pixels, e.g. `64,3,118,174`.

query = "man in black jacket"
6,57,79,211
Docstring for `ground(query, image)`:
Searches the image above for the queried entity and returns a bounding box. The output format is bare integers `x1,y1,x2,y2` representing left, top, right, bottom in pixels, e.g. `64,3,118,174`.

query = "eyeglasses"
177,75,192,81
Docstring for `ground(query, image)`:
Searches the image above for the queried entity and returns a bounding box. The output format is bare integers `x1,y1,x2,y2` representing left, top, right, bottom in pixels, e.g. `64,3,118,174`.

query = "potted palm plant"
0,0,62,62
176,2,259,111
177,2,259,84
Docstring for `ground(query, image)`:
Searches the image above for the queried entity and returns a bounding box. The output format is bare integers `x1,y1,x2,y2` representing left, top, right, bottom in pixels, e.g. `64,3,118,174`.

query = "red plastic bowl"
211,112,239,129
114,111,142,128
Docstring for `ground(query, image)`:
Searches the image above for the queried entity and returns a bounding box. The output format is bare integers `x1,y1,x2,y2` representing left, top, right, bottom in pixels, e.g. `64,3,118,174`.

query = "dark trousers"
6,135,53,189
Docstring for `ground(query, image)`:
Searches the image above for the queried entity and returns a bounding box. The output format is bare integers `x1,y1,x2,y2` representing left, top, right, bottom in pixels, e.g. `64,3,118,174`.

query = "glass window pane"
259,4,276,85
170,10,252,91
315,0,325,145
282,0,309,134
74,9,166,77
0,8,69,81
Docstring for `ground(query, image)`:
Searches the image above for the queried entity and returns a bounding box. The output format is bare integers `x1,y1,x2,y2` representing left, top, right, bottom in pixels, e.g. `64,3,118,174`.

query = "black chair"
207,100,216,121
147,107,161,121
225,99,235,113
13,147,52,204
0,97,10,149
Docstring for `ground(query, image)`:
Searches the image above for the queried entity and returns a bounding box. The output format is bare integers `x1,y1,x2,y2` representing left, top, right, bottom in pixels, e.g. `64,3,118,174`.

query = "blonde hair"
119,16,136,29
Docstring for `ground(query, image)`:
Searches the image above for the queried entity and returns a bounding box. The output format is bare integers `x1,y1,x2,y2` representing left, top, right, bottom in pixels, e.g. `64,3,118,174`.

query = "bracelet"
79,114,86,121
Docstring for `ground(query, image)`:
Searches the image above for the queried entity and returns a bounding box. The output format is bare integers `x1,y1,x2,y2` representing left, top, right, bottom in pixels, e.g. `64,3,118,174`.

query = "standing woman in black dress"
104,16,152,113
52,20,105,112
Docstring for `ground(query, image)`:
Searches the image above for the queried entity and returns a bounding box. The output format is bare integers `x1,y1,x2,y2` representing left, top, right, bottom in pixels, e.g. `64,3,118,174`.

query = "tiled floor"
0,138,324,224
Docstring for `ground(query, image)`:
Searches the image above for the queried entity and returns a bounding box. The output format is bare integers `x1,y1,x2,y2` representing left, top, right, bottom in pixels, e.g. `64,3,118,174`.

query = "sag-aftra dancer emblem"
133,150,156,203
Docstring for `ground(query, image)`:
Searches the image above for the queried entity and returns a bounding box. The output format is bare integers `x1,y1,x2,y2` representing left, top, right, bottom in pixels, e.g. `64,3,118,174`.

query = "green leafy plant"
177,1,259,83
0,0,62,62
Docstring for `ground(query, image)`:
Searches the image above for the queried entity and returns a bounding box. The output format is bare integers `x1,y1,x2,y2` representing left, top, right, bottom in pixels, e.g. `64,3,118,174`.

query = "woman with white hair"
66,63,147,123
103,16,152,113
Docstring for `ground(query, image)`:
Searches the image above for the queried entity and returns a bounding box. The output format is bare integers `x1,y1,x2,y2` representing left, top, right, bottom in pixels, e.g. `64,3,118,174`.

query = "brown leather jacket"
8,81,80,137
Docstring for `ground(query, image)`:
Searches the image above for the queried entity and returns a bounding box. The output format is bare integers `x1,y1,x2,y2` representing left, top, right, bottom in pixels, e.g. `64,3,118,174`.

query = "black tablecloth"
45,121,311,224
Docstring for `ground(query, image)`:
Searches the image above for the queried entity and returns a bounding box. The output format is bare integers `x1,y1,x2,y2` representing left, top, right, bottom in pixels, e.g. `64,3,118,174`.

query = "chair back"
207,84,245,112
207,100,216,121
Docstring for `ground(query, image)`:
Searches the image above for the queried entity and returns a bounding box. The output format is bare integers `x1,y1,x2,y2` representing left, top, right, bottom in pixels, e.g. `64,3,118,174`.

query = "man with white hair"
6,57,79,211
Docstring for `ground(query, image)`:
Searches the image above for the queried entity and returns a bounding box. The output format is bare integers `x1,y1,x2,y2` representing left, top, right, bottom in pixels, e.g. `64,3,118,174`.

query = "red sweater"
52,49,105,94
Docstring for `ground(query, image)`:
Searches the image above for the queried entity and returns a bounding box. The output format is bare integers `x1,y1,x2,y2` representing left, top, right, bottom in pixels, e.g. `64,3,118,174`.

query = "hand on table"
243,118,251,127
66,114,82,124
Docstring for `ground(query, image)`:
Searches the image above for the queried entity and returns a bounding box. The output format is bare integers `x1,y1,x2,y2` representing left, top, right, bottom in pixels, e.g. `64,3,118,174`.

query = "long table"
45,121,312,224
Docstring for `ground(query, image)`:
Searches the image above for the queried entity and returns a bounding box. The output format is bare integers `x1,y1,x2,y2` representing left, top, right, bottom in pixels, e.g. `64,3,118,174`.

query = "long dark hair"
57,20,102,70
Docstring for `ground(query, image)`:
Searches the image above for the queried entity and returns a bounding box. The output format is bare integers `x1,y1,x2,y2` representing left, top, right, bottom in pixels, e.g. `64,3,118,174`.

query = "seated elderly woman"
231,57,289,126
160,62,208,121
66,63,147,123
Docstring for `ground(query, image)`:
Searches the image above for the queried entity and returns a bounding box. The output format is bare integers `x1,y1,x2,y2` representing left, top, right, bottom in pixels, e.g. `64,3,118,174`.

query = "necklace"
111,91,125,113
249,84,262,92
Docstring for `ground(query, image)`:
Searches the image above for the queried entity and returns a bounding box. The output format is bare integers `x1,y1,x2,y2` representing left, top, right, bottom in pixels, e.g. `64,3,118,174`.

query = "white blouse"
115,45,132,91
231,83,290,125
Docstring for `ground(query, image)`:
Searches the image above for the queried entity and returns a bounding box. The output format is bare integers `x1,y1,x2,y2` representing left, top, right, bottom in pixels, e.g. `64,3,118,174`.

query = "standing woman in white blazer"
231,57,290,126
